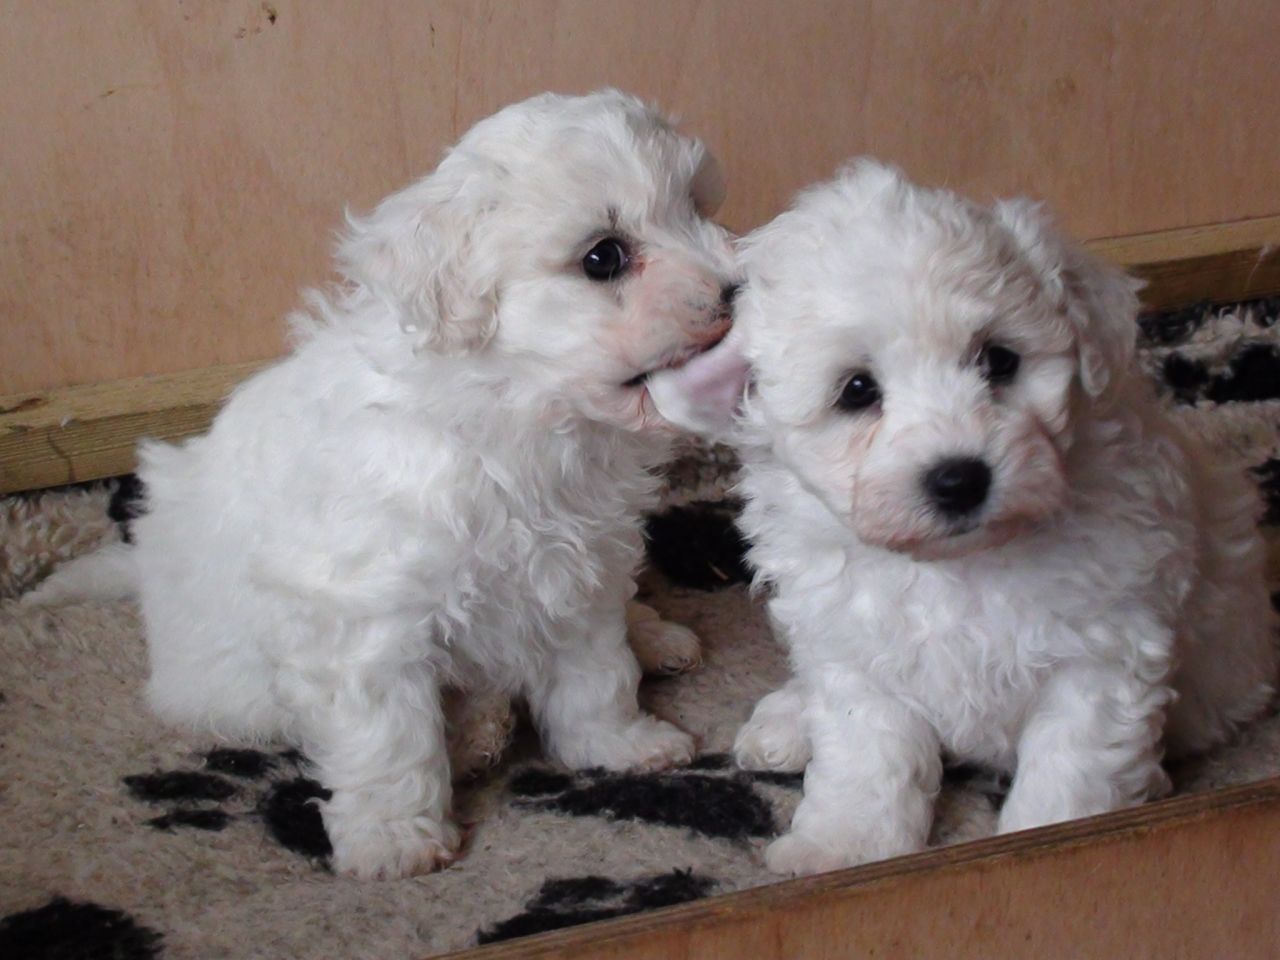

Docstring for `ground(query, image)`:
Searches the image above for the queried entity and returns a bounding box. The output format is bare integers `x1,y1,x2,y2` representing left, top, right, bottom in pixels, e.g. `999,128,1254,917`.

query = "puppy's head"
737,160,1140,560
338,89,738,432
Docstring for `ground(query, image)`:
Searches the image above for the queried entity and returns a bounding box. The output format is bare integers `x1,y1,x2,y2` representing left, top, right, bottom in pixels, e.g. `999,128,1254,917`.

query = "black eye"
979,344,1021,385
582,237,631,282
836,371,881,412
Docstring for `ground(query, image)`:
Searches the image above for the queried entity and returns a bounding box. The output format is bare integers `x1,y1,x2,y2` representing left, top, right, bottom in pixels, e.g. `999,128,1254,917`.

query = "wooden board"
0,361,262,494
2,217,1278,495
1091,215,1280,310
3,0,1279,395
444,777,1280,960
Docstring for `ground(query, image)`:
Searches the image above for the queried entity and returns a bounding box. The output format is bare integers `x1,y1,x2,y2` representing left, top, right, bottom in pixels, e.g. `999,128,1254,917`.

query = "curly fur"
24,90,738,879
708,161,1276,875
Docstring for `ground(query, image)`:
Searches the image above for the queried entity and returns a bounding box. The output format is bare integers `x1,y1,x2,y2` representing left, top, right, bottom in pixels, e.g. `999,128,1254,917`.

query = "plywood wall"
4,0,1278,395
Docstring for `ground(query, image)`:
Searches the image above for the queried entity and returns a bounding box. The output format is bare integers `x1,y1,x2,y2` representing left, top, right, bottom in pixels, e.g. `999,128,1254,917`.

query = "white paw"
617,717,697,772
733,714,811,772
626,602,703,675
326,812,461,880
555,715,696,773
764,831,857,876
764,827,913,877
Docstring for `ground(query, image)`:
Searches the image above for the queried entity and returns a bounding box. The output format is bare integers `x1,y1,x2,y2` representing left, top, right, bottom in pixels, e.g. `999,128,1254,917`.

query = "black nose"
923,457,991,515
720,282,743,307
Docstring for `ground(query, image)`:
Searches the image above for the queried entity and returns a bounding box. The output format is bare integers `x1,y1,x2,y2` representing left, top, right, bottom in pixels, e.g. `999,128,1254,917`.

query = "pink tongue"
646,338,750,437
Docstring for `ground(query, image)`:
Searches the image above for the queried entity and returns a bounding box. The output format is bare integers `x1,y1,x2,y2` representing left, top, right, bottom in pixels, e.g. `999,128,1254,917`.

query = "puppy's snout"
923,457,991,516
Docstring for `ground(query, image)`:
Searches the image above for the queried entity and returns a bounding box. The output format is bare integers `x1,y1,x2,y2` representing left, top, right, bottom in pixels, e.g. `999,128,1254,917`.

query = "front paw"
554,716,696,773
734,714,810,773
326,812,461,880
764,826,919,877
626,602,703,675
617,717,697,772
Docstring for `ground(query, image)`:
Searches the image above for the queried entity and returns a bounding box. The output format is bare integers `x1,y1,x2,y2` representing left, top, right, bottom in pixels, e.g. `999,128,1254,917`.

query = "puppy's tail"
20,543,138,607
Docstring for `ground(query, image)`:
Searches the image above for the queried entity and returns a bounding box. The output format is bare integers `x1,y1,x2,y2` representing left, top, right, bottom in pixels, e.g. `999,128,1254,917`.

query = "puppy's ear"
994,199,1141,400
338,165,499,354
690,147,726,217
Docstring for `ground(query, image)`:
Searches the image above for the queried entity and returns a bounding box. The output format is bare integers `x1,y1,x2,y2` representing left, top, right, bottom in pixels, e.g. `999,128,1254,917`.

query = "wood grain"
445,777,1280,960
0,361,262,493
3,0,1278,395
1090,215,1280,309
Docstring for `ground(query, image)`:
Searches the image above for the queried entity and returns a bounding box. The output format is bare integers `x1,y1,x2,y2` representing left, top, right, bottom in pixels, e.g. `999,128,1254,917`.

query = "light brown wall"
4,0,1278,396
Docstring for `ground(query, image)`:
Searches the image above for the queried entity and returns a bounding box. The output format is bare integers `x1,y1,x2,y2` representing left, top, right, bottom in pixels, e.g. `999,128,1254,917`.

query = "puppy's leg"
734,676,812,772
998,664,1171,834
766,672,940,877
529,605,695,772
626,600,702,675
300,652,459,880
444,685,517,781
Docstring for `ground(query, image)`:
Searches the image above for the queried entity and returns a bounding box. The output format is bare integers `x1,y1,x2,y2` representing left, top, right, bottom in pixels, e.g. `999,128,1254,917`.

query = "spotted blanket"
2,298,1278,959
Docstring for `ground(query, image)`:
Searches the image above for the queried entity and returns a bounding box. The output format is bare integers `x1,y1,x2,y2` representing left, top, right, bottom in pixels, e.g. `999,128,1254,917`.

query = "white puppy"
27,90,739,878
695,161,1274,875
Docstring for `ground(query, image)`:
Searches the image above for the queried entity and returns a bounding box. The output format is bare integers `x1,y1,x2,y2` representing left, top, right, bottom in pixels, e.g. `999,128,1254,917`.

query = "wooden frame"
3,216,1279,496
448,778,1280,960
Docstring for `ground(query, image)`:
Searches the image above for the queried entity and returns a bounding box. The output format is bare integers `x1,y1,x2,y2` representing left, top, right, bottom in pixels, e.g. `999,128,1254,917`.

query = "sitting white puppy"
28,90,739,878
718,161,1275,875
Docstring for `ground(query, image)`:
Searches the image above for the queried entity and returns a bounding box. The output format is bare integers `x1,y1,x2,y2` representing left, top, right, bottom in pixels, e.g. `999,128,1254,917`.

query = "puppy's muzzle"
922,457,991,516
623,279,741,388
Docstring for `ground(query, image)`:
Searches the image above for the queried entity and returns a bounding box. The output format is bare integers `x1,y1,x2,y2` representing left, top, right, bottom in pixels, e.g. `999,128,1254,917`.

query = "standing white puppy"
709,161,1275,875
29,91,739,878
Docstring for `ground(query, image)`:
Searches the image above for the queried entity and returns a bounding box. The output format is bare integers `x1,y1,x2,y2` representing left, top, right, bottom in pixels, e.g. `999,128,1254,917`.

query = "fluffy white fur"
26,90,739,879
720,161,1276,875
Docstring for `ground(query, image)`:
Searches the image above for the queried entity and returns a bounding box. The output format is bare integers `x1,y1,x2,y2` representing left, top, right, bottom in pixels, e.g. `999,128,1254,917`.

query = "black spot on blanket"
1138,303,1208,346
147,808,232,832
123,750,332,865
1160,353,1211,403
203,747,278,779
644,501,751,590
259,777,333,861
510,761,775,841
123,770,238,804
1160,342,1280,405
108,473,146,543
1250,459,1280,526
1204,343,1280,404
477,869,715,945
0,897,163,960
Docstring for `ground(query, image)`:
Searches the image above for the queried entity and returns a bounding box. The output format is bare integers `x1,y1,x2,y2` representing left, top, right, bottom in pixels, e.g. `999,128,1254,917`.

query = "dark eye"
836,371,881,412
582,237,631,282
979,344,1021,385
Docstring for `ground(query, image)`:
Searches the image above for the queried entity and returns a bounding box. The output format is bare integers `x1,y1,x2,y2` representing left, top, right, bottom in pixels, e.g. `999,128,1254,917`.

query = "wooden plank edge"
1085,213,1280,311
3,214,1279,495
0,360,266,494
448,776,1280,959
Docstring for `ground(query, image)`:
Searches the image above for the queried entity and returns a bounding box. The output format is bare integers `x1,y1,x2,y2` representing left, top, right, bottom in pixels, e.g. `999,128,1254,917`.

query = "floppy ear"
993,199,1141,400
337,166,499,355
